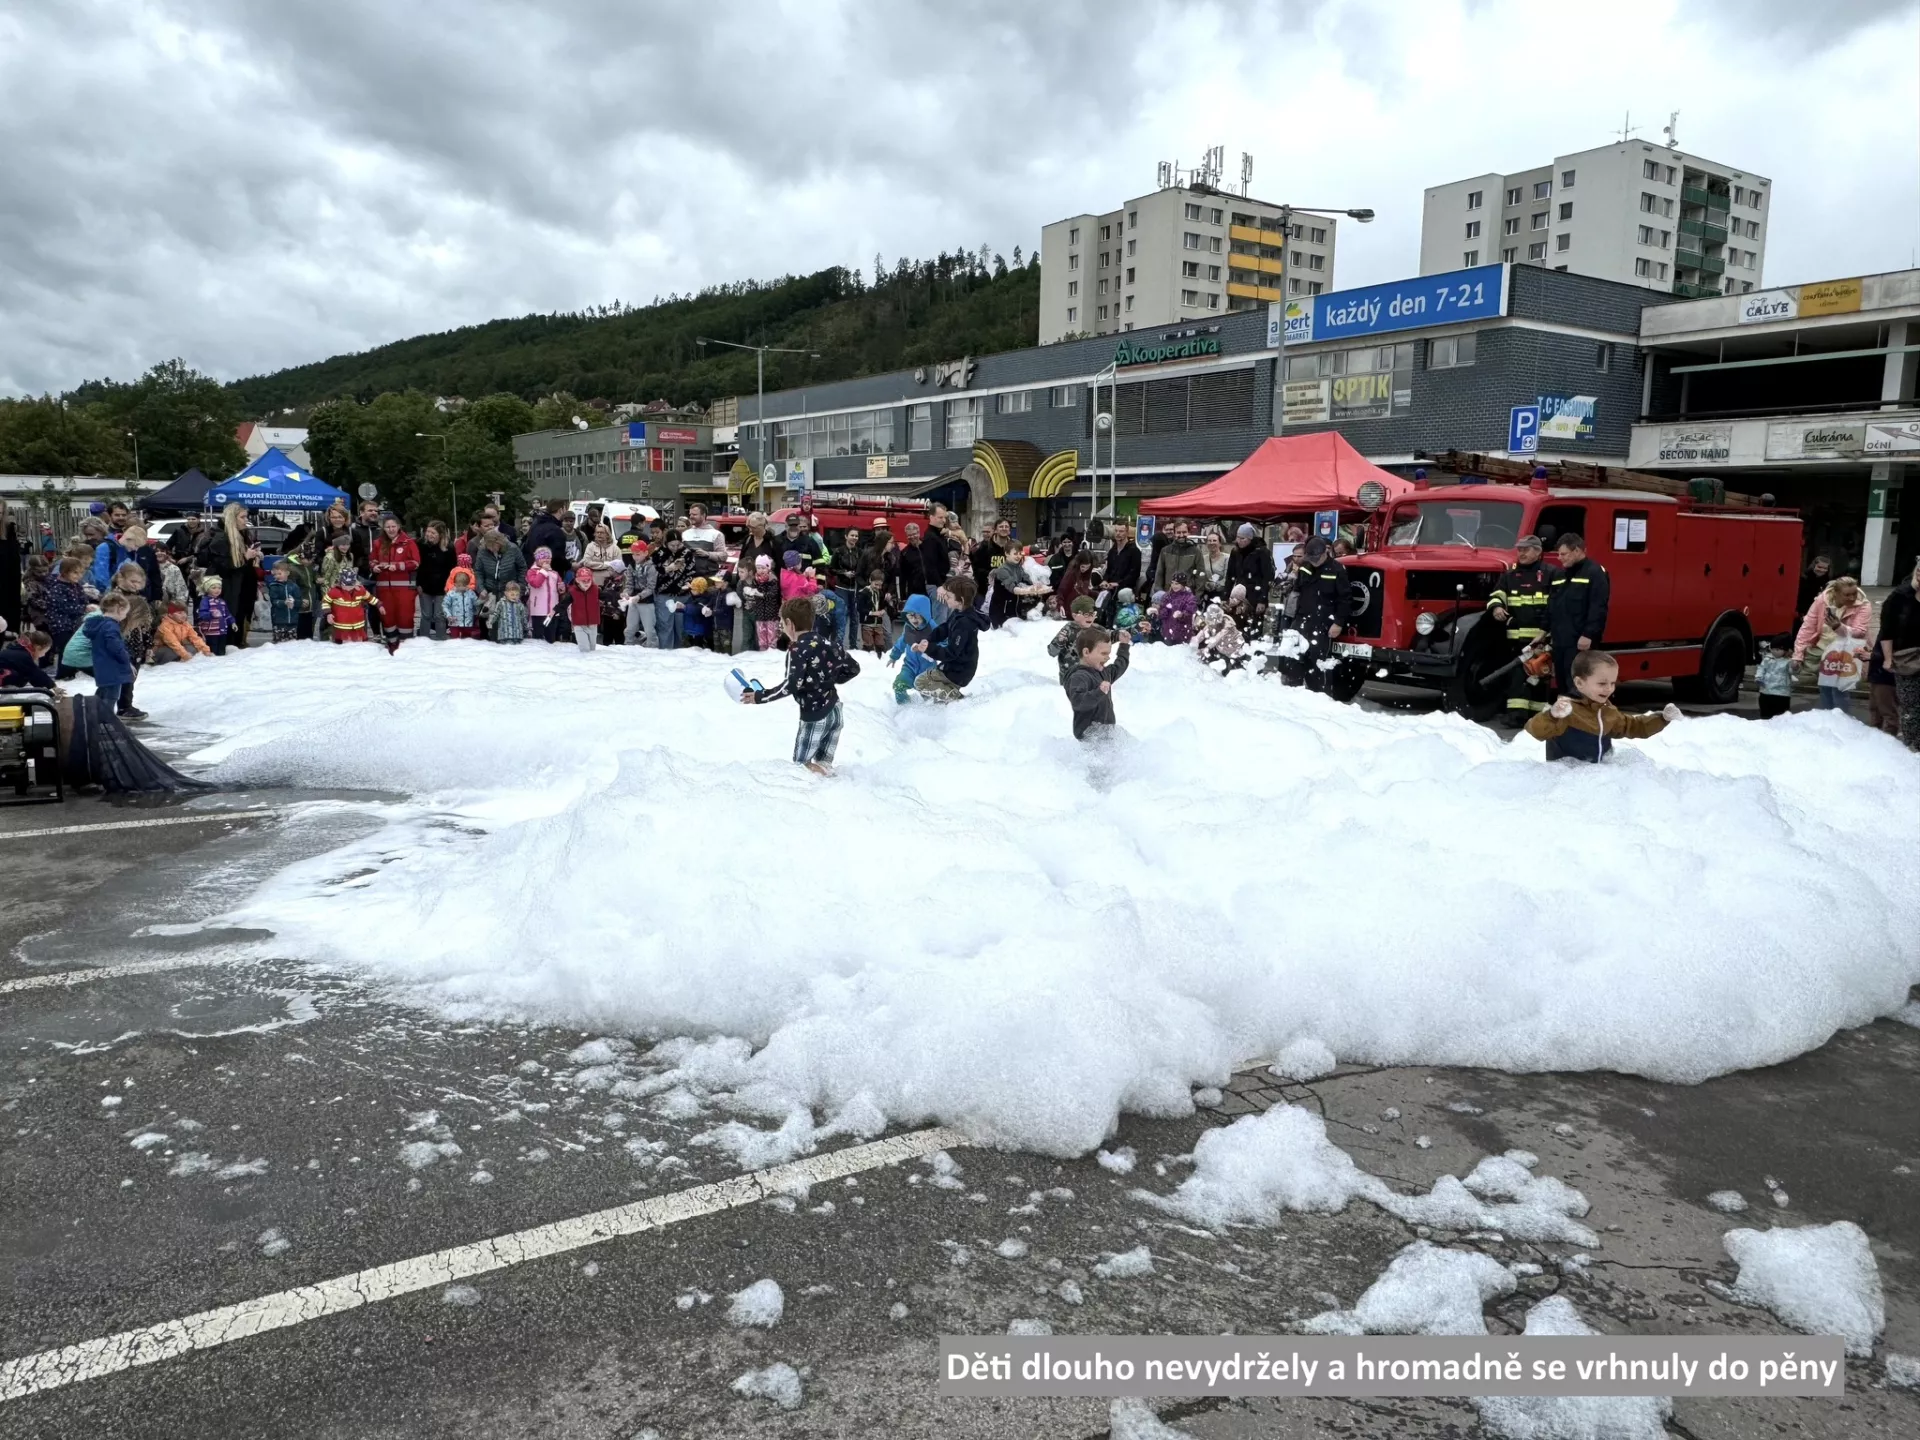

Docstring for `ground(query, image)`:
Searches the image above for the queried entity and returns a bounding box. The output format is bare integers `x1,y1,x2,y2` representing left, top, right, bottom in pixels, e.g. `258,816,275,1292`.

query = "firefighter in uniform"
1486,534,1559,724
1288,536,1350,691
1547,532,1611,695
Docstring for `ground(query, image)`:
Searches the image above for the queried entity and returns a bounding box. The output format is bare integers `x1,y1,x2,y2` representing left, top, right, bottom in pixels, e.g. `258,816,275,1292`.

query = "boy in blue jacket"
886,592,939,704
84,593,137,715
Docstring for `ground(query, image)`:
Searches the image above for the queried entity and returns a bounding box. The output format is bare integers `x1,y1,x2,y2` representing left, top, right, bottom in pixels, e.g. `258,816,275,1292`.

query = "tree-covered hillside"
224,249,1041,415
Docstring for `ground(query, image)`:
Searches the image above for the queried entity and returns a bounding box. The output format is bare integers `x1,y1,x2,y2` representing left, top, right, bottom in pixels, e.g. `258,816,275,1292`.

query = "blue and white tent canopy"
205,447,348,511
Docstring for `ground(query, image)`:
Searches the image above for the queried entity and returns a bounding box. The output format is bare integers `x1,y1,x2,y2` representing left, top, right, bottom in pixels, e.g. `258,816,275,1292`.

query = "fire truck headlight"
1414,612,1437,637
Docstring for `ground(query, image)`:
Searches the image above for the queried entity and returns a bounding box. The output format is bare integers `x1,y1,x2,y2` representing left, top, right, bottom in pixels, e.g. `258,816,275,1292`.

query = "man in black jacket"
1101,527,1143,620
1548,533,1610,694
1287,537,1349,691
1223,522,1275,620
897,522,929,606
522,500,569,577
920,502,952,618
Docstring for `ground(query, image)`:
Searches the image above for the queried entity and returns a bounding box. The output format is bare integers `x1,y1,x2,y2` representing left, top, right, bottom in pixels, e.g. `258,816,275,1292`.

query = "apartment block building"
1038,184,1337,344
1419,140,1770,300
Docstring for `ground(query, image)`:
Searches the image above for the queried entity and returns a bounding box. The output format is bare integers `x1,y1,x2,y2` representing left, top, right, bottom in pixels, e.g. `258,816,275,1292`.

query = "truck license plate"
1335,643,1373,659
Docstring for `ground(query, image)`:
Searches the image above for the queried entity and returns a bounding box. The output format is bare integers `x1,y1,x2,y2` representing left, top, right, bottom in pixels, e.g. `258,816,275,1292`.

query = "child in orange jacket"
153,602,212,663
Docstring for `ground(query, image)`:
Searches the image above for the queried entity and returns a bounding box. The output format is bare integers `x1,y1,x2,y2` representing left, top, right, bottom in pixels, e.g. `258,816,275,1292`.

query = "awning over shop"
1139,432,1415,517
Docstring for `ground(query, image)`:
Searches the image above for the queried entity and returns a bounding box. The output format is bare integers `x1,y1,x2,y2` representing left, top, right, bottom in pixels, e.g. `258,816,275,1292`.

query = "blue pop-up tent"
205,447,348,511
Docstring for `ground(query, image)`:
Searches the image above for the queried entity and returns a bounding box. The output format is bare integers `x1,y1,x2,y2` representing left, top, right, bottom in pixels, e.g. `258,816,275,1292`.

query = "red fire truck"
1323,463,1802,713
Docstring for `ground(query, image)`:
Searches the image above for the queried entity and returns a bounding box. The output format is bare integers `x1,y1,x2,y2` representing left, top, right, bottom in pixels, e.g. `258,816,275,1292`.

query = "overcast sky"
3,0,1915,398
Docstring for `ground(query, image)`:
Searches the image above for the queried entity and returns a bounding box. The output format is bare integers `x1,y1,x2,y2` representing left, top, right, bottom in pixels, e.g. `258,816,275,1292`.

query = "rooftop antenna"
1662,110,1680,150
1157,160,1173,189
1614,110,1640,144
1240,151,1254,196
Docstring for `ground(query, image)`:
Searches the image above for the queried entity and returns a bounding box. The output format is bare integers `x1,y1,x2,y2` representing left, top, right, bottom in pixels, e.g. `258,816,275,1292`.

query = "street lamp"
415,432,456,532
1090,361,1118,521
695,337,820,507
126,430,140,484
1272,205,1375,442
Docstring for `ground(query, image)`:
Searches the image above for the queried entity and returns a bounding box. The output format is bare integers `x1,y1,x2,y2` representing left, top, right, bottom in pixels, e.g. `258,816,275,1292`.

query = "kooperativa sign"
1114,335,1222,367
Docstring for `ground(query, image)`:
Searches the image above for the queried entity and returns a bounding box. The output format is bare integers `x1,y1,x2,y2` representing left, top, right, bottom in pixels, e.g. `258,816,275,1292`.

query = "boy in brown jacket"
1525,650,1682,763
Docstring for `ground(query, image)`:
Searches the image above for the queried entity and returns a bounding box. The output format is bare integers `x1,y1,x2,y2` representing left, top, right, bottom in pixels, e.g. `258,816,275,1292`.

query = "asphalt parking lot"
2,798,1916,1439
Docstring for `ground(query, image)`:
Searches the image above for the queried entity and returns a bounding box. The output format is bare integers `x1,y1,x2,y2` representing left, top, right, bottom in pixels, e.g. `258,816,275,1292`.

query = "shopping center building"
1627,267,1919,583
730,263,1665,535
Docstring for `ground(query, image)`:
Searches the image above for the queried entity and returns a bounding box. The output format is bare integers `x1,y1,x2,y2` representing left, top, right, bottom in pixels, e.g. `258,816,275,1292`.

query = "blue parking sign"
1509,404,1540,454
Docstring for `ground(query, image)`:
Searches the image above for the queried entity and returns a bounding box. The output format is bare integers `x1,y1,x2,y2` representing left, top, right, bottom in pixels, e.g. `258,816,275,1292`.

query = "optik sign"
1285,264,1507,346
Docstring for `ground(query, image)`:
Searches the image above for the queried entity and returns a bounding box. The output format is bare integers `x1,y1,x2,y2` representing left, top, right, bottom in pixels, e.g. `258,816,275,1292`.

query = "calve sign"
1286,264,1507,346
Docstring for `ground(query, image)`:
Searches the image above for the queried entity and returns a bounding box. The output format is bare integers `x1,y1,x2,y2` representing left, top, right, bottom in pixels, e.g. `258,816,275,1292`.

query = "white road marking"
0,813,263,843
0,955,246,996
0,1125,967,1402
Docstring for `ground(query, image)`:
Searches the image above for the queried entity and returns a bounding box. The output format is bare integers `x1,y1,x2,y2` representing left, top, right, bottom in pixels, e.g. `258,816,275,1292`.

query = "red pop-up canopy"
1139,432,1414,517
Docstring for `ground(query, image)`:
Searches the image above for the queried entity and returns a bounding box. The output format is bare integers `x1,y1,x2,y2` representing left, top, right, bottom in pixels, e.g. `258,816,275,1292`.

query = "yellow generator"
0,691,62,803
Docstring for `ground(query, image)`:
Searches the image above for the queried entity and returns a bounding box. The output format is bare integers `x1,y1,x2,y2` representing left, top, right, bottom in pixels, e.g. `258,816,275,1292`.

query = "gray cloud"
1,0,1913,398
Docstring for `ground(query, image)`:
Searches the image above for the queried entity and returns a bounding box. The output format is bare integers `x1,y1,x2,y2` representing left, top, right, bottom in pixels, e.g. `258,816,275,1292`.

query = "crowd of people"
3,494,1918,758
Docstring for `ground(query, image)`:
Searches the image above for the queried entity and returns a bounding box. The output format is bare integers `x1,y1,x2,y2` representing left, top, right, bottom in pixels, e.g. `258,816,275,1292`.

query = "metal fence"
4,499,106,549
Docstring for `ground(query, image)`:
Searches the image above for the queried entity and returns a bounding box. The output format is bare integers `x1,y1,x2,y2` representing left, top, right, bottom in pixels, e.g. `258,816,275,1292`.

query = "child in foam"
1158,575,1198,646
266,559,305,642
490,581,529,644
1065,624,1130,741
443,566,481,639
911,574,984,701
739,595,862,775
1525,650,1681,763
568,566,602,652
196,575,235,654
321,568,375,645
682,576,716,650
744,554,781,651
153,603,210,663
524,547,562,642
1047,596,1100,686
887,593,938,703
779,550,819,605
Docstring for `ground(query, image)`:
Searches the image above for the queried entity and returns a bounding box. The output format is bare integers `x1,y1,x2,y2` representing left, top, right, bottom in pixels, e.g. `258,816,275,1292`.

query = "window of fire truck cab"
1386,498,1523,549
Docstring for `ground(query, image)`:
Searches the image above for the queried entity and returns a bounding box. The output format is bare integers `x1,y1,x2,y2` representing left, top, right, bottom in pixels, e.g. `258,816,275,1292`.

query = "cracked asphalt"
2,799,1917,1438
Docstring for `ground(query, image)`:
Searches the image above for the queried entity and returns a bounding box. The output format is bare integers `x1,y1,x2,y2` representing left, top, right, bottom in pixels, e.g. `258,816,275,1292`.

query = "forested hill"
224,251,1042,415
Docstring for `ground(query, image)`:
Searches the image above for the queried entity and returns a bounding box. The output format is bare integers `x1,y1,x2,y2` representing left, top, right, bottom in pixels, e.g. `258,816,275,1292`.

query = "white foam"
1473,1295,1672,1439
1306,1240,1515,1336
1141,1107,1594,1244
1723,1221,1884,1356
730,1362,803,1410
1093,1246,1154,1279
1109,1397,1190,1439
140,629,1920,1156
726,1278,785,1328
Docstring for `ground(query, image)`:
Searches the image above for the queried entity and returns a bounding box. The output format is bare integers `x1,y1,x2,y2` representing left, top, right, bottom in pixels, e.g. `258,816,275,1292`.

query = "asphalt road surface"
2,798,1915,1439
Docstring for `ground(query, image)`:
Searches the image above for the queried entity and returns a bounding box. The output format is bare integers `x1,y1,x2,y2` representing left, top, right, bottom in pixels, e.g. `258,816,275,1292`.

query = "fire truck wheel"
1673,626,1748,706
1319,663,1366,704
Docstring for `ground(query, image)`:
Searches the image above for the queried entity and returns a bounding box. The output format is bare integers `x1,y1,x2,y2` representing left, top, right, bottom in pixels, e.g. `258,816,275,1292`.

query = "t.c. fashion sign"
1284,264,1507,346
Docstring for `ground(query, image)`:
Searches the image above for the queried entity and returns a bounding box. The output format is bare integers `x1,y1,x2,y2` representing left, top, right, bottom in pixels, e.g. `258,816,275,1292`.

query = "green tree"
306,391,442,519
413,417,527,529
530,392,607,432
0,395,129,477
461,392,537,447
92,359,247,480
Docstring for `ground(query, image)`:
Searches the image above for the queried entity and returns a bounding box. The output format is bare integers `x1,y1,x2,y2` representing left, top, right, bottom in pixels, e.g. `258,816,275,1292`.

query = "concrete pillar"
1863,461,1903,585
1884,319,1918,407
